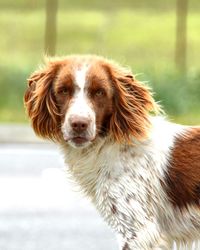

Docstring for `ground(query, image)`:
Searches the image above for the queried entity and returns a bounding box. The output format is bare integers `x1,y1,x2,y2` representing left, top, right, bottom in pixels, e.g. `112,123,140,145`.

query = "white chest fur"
60,117,196,249
61,118,181,237
92,142,169,240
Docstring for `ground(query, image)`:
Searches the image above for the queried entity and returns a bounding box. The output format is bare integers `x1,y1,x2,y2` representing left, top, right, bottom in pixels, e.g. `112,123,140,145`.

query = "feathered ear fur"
24,61,61,141
104,62,159,143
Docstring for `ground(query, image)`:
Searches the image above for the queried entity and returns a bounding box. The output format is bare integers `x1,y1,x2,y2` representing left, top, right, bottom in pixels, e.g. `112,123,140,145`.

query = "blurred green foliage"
0,1,199,123
0,0,200,10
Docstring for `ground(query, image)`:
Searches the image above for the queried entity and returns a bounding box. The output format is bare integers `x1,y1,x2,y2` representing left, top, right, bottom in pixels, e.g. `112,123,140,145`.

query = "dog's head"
24,55,158,148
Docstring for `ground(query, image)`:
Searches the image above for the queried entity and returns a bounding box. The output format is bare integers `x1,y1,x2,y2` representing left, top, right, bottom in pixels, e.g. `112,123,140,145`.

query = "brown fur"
165,128,200,208
103,62,159,143
24,55,159,143
24,60,62,141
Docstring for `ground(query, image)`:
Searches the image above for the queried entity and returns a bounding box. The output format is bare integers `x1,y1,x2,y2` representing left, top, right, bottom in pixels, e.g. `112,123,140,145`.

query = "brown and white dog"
24,55,200,250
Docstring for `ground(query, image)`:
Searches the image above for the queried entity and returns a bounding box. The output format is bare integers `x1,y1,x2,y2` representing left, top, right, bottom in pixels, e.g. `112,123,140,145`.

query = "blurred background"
0,0,199,124
0,0,199,250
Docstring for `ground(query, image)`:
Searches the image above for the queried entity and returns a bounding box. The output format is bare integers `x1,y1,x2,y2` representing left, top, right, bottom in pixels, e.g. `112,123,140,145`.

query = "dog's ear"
105,63,159,143
24,61,61,141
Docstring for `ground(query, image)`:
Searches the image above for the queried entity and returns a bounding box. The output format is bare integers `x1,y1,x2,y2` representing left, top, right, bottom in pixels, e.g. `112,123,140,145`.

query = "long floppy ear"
105,63,159,143
24,61,61,141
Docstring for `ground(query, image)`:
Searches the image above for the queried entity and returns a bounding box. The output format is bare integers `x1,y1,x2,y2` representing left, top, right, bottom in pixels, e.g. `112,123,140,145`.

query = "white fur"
60,117,200,249
74,64,89,89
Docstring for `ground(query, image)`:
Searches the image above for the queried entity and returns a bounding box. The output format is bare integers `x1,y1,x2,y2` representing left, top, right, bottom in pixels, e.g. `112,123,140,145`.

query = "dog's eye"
58,87,69,95
95,89,105,97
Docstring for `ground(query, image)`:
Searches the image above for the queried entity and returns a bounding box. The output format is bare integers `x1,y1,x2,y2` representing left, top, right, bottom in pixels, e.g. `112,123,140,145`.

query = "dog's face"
54,59,113,148
24,55,158,148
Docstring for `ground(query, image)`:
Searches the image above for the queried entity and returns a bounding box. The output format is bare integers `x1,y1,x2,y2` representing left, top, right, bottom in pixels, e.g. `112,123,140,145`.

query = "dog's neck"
59,116,184,201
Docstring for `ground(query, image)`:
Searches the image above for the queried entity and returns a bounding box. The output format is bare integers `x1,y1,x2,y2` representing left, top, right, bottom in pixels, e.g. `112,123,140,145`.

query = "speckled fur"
61,117,200,250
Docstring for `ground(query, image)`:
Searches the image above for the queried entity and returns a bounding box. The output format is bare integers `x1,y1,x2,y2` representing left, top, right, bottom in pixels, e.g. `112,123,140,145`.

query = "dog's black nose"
70,116,90,133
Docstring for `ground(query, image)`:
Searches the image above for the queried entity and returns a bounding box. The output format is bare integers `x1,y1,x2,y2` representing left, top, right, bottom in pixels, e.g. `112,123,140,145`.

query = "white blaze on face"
62,64,96,145
75,64,88,90
72,64,95,119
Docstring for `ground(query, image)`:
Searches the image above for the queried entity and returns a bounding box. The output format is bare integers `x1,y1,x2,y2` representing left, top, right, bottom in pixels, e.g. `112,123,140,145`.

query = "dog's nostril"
72,122,78,129
81,123,86,129
71,118,89,132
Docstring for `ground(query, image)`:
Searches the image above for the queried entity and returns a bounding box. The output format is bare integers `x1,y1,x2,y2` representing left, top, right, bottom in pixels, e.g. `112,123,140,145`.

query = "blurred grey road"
0,142,118,250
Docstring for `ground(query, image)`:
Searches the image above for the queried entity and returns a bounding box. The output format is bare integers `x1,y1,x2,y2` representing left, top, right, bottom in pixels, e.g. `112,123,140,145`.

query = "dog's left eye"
95,89,105,97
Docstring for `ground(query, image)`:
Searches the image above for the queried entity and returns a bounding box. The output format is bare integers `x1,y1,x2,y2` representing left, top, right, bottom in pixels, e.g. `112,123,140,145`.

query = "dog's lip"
63,135,90,144
71,136,89,144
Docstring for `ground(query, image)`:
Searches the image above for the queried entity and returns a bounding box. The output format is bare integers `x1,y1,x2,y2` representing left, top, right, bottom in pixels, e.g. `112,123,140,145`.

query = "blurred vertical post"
175,0,188,74
44,0,58,56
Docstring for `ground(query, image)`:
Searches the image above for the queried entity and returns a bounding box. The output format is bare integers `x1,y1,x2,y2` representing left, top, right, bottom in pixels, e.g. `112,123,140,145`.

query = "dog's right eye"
58,87,69,95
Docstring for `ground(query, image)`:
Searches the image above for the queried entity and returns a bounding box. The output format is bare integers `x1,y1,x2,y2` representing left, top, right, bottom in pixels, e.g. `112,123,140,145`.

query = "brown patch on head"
24,59,64,141
165,127,200,208
53,65,76,123
102,60,159,143
85,61,113,137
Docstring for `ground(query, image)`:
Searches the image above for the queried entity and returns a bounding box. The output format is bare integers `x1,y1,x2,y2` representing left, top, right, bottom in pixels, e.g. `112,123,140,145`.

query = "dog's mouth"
71,136,89,145
62,124,96,148
63,134,94,148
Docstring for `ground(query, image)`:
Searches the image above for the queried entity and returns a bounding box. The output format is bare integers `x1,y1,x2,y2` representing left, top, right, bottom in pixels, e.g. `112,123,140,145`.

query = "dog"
24,55,200,249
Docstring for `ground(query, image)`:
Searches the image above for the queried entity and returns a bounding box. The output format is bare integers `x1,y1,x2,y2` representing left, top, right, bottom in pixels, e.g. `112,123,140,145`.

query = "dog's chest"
93,148,157,237
65,142,162,237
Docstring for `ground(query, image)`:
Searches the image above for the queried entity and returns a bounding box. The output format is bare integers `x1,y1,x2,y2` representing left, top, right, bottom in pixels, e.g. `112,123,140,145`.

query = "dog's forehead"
58,57,109,86
74,63,89,89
